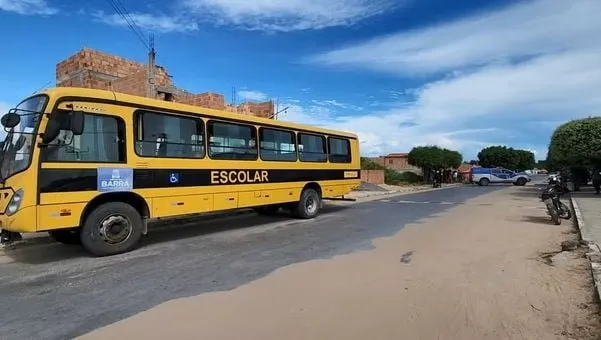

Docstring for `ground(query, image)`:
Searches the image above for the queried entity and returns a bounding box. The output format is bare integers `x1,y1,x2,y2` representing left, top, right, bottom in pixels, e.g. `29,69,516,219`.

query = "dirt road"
81,185,600,340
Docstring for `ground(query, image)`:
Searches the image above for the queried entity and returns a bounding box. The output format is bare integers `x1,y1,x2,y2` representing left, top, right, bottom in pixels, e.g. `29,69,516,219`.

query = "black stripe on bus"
39,168,361,193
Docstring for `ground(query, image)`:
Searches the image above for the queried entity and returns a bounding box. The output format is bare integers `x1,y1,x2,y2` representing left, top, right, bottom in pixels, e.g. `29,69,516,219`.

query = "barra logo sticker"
97,168,133,192
344,171,358,178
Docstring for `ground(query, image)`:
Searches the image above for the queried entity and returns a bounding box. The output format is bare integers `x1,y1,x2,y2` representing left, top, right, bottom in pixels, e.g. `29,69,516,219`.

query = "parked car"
470,167,531,186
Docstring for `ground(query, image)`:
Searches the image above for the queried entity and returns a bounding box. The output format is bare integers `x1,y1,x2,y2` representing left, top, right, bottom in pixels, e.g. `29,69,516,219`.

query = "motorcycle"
540,176,572,225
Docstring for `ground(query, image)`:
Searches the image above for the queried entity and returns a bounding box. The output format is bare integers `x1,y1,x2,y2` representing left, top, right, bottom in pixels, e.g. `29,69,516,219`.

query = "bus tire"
49,229,81,245
479,178,490,186
80,202,143,257
254,205,280,216
294,188,321,219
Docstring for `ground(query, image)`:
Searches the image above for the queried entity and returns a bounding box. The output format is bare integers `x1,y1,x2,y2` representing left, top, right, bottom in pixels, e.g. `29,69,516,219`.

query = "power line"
104,0,149,51
32,80,52,94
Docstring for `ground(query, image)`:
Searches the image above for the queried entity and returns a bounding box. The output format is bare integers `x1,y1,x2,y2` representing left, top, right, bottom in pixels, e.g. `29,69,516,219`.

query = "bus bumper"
0,205,37,233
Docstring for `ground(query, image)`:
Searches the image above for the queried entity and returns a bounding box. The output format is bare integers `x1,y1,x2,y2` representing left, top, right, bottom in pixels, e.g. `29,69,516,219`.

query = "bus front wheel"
293,188,321,219
80,202,143,257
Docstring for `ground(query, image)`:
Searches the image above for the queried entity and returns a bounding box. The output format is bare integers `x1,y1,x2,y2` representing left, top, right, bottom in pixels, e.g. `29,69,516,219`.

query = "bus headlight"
6,189,23,216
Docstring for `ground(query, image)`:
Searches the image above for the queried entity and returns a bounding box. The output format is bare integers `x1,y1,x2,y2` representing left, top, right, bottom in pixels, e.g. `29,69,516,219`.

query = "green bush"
398,171,422,183
385,170,422,185
360,157,385,170
361,157,423,185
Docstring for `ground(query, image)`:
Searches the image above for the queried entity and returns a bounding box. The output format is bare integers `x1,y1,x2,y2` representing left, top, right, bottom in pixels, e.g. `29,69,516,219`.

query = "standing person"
592,168,601,195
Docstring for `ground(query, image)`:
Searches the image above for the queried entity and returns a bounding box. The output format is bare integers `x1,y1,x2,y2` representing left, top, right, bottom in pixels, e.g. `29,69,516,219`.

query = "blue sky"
0,0,599,160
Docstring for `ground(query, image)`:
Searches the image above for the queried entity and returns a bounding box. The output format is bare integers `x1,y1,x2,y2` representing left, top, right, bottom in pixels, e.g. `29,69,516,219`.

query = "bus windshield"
0,96,46,181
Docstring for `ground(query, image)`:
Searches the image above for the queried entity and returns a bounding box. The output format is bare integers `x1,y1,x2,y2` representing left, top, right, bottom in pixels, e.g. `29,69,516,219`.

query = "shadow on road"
521,215,555,225
2,205,349,265
507,184,545,198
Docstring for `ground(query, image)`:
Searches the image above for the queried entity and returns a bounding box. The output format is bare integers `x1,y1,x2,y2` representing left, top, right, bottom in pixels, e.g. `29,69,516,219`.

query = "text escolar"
210,170,269,184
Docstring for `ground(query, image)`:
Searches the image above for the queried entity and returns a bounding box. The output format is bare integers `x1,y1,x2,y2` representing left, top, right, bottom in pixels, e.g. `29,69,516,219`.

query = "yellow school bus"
0,87,360,256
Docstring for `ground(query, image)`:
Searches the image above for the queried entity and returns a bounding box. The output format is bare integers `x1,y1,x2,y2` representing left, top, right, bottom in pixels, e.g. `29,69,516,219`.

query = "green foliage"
535,160,547,169
407,146,463,172
360,157,385,170
384,170,422,185
477,146,535,171
442,149,463,169
547,117,601,170
398,171,422,183
360,157,422,185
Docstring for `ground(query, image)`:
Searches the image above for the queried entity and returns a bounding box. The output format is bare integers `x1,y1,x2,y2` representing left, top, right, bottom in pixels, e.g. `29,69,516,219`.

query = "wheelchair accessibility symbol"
169,173,179,184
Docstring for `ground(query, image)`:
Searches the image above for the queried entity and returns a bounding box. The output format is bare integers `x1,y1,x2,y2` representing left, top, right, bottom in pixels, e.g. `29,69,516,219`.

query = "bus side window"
298,133,327,162
208,121,258,161
259,128,297,162
43,111,125,163
328,137,351,163
136,110,205,159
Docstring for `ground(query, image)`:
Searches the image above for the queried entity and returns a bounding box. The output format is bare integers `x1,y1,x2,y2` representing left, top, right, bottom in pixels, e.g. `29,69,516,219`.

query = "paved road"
0,185,501,340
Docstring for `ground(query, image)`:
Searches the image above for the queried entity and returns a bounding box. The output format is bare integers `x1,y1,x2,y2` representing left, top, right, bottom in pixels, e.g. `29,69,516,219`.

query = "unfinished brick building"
55,48,275,118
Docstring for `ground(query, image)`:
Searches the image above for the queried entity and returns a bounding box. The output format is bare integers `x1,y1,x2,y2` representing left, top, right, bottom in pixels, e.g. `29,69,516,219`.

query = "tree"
547,117,601,170
535,160,547,169
442,149,463,169
477,146,515,169
514,149,536,171
408,146,463,181
477,146,535,171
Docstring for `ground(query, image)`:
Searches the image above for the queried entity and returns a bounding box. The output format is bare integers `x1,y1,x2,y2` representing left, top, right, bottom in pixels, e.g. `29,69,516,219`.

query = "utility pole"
269,105,289,120
147,33,156,98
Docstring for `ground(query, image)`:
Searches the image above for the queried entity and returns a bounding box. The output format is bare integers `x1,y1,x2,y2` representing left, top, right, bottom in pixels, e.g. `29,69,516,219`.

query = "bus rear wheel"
293,188,321,219
80,202,143,257
49,229,81,245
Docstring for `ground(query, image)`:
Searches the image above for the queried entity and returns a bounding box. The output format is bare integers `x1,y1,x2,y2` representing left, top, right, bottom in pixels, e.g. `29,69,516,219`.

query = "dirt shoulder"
80,186,600,340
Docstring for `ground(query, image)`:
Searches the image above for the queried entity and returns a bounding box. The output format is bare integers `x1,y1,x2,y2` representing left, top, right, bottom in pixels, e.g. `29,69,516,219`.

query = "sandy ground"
80,187,600,340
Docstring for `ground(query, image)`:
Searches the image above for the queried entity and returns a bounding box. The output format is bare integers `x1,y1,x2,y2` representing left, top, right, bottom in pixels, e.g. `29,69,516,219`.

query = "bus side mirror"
1,112,20,129
42,119,60,144
70,111,84,135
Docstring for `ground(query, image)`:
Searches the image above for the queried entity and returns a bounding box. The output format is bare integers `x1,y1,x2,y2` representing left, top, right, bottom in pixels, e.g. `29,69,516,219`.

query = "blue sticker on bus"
97,168,133,192
169,173,179,184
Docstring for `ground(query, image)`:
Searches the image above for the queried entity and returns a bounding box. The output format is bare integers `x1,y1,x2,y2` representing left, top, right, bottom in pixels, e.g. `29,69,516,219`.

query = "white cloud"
93,11,199,33
311,99,363,111
296,0,601,159
237,90,269,102
180,0,398,32
308,0,601,76
0,0,57,15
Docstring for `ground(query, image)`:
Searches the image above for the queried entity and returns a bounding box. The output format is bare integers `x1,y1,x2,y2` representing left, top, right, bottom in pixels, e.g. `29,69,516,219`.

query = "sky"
0,0,599,161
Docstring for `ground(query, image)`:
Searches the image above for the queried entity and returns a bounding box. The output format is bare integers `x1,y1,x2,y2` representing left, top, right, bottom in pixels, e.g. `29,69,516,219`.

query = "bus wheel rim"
99,215,132,245
306,196,317,214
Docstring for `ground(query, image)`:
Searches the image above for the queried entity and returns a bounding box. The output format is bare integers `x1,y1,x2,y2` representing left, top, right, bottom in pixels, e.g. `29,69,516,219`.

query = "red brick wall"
361,170,384,184
56,48,274,118
112,70,148,97
178,92,226,110
375,155,419,171
57,48,173,93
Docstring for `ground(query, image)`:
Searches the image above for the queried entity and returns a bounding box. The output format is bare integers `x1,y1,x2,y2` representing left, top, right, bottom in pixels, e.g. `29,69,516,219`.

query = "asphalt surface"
0,184,502,340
